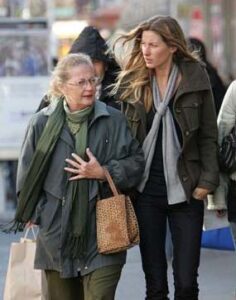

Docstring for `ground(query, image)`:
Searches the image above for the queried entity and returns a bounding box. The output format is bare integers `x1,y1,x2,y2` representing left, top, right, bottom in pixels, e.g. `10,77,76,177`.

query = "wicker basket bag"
96,169,140,254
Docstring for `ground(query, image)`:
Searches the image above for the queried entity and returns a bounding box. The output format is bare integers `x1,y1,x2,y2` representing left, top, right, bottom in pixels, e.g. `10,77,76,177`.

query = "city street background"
0,230,236,300
1,1,236,300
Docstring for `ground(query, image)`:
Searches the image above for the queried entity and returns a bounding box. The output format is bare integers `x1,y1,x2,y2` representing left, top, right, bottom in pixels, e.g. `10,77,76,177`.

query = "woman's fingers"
86,148,95,160
64,166,79,174
64,150,103,180
65,158,81,169
68,174,84,181
71,153,85,164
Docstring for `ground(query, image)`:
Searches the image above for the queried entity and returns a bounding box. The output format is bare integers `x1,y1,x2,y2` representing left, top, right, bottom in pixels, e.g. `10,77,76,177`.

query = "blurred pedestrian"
209,81,236,249
113,15,219,299
188,37,227,115
37,26,120,111
14,53,144,300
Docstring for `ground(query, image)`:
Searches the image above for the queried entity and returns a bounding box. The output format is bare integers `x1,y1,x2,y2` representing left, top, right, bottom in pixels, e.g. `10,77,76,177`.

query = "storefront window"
0,0,47,18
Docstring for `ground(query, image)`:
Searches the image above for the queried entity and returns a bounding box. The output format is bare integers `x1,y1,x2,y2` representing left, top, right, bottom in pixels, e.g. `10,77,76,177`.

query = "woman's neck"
65,99,86,112
154,60,173,81
154,61,173,99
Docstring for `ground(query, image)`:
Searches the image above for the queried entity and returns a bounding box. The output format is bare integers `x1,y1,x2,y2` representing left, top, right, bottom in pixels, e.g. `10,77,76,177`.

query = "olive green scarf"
64,102,94,258
4,99,94,259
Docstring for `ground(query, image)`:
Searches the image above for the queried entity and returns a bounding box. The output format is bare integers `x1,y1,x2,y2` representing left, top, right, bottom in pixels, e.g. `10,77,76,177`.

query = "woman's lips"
144,58,152,64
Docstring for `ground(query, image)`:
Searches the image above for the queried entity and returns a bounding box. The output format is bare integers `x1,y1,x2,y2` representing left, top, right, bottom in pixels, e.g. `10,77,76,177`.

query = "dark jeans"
135,194,204,300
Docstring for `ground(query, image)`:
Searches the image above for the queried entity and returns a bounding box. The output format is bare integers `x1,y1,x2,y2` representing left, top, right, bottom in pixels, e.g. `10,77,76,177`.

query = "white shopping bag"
3,227,48,300
203,201,229,231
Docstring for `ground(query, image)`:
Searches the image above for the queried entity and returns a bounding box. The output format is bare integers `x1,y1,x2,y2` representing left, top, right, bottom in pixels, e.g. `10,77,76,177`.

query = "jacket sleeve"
103,113,145,191
197,88,219,191
16,117,38,195
217,81,236,145
16,113,47,223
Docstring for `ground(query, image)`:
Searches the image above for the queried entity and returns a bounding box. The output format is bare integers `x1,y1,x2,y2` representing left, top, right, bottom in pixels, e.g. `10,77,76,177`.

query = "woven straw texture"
96,195,139,254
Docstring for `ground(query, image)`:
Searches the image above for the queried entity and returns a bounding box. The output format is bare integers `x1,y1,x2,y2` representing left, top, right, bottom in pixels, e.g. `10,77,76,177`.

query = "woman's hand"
26,221,36,228
192,187,211,200
64,148,106,181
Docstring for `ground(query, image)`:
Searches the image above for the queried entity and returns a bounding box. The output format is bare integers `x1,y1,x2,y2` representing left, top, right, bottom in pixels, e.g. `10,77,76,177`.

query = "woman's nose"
142,46,150,56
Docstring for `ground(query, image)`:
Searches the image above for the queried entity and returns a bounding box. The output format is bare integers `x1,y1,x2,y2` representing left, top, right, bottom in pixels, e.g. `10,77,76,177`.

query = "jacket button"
182,176,189,182
185,130,190,136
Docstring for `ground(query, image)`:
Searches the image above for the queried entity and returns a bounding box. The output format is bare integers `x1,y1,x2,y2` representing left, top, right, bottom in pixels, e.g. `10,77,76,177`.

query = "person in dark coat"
16,53,144,300
188,37,227,115
113,15,219,300
37,26,120,111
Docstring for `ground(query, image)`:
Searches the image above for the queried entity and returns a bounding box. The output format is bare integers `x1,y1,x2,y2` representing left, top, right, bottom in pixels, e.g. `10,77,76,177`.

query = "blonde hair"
49,53,94,97
112,15,199,112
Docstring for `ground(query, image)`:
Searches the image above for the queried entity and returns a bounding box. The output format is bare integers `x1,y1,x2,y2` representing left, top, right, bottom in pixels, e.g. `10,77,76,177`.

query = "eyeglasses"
66,77,99,89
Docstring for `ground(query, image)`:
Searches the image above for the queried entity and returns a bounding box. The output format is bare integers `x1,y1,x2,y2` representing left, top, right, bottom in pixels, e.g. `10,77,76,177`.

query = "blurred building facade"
119,0,236,81
0,0,235,81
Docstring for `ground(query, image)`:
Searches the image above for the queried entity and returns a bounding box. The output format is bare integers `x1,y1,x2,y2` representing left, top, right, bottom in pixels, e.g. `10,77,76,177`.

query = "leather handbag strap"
103,167,119,196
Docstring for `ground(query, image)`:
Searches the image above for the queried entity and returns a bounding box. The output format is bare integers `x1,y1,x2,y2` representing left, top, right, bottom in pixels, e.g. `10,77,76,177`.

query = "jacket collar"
42,100,110,148
43,99,110,119
175,60,210,98
124,60,210,110
89,100,110,128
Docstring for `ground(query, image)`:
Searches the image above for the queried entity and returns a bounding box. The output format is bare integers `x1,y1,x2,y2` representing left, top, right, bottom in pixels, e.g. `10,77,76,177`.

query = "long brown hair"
112,15,198,112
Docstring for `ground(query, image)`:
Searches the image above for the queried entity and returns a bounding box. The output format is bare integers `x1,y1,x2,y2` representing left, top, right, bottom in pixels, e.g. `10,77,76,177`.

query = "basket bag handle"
103,167,119,197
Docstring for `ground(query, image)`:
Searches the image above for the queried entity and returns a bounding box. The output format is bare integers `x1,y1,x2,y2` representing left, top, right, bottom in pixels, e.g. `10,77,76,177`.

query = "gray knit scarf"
138,64,186,205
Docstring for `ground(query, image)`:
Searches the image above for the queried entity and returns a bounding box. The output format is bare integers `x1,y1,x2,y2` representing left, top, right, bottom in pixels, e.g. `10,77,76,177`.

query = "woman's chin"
79,97,95,108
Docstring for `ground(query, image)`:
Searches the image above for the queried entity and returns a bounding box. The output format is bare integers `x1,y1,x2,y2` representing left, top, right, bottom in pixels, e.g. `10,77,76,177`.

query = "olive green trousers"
45,264,123,300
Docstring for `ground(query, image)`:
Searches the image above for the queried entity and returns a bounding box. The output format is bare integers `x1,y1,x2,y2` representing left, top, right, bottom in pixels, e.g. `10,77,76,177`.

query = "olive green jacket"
122,60,219,200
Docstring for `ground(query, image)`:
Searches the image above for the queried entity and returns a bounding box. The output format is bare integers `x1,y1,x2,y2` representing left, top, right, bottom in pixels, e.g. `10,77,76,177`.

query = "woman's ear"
58,82,66,96
170,46,177,54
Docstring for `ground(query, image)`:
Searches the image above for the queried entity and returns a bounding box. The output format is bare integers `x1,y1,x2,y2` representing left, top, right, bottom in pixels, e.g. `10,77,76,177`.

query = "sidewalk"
1,231,236,300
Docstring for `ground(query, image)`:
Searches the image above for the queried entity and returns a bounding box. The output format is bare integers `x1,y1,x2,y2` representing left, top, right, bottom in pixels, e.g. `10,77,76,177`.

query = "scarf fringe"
0,220,26,233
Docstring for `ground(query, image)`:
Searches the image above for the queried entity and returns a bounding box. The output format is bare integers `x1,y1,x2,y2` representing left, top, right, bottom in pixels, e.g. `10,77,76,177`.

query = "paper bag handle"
24,226,37,240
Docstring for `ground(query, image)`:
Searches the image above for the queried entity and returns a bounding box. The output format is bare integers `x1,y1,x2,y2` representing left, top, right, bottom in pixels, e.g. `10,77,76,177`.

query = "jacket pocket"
186,160,201,190
185,151,200,161
31,192,47,224
39,192,61,232
181,101,200,132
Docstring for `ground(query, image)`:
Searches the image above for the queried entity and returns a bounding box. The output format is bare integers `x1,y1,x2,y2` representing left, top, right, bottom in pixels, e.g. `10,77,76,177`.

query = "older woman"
15,53,144,300
113,16,219,300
